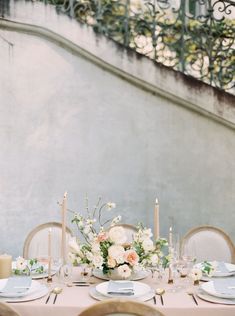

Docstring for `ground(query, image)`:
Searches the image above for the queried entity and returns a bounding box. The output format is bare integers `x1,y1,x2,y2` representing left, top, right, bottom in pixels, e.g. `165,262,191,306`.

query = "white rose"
68,252,77,264
68,238,80,254
150,254,159,266
117,264,132,278
108,245,125,264
92,254,104,269
190,268,202,281
107,257,117,268
16,257,27,270
142,239,154,252
109,226,127,245
91,242,100,254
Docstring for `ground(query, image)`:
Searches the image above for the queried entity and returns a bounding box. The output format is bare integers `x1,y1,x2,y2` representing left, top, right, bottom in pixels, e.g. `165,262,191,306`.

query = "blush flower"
117,264,132,278
124,250,139,266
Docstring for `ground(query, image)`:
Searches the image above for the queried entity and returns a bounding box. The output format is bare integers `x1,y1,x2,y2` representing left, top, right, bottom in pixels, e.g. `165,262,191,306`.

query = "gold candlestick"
154,198,160,240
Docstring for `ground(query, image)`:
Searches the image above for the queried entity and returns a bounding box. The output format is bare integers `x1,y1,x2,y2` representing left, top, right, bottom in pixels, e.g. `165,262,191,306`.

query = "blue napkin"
0,276,32,297
213,278,235,296
107,280,134,296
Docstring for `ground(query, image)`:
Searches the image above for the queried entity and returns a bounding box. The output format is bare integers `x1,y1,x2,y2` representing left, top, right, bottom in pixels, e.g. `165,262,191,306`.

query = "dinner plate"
89,286,154,302
200,279,235,299
0,279,46,300
93,269,149,281
4,284,48,303
195,262,235,278
96,281,151,298
196,288,235,305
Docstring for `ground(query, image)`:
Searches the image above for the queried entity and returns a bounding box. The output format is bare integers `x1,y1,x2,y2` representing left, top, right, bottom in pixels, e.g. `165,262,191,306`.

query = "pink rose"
97,232,108,242
124,250,139,266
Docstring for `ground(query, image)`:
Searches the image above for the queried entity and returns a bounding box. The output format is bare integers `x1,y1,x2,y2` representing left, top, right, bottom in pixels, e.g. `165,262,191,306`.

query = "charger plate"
89,286,154,302
196,289,235,305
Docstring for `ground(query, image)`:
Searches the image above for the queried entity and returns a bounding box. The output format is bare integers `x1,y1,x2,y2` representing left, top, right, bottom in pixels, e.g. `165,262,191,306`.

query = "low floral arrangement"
68,198,169,279
13,257,45,275
200,261,217,277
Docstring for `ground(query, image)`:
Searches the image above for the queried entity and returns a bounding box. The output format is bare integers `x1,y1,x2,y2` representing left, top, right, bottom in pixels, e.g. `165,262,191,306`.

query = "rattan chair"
79,299,164,316
181,225,235,263
0,302,21,316
23,222,73,259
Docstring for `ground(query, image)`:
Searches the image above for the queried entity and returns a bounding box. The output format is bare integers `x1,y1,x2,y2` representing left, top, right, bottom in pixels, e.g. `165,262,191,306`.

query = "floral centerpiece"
68,198,169,279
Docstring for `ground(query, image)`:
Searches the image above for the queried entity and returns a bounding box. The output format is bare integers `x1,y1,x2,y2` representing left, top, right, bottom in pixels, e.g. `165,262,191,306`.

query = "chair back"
181,225,235,263
23,222,73,259
109,224,137,244
79,299,164,316
0,302,21,316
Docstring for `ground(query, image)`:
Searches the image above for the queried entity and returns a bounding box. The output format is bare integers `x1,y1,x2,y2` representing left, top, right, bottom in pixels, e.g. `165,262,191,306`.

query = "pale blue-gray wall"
0,27,234,258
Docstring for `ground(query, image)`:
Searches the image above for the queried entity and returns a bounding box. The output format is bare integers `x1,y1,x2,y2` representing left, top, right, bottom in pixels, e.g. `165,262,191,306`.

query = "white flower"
142,238,154,252
83,225,91,235
91,242,100,254
108,245,125,264
16,257,27,270
142,228,153,239
117,264,132,278
68,252,77,264
92,254,104,269
106,202,116,210
150,254,159,266
111,216,122,226
68,238,80,254
85,251,94,262
190,268,202,281
109,226,127,245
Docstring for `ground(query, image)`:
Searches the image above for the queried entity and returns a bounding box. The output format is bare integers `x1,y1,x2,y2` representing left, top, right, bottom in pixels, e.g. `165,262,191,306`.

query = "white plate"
96,281,151,298
201,279,235,299
196,289,235,305
5,284,48,303
195,262,235,278
93,269,149,281
89,286,154,302
0,279,47,300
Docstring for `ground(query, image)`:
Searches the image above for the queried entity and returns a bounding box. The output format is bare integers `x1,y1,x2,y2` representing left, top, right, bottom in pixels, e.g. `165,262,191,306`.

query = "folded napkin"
0,276,32,297
213,278,235,296
215,262,232,274
107,280,134,296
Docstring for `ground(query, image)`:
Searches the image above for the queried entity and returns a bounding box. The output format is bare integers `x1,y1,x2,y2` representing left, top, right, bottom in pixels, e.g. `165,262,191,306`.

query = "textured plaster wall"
0,28,234,258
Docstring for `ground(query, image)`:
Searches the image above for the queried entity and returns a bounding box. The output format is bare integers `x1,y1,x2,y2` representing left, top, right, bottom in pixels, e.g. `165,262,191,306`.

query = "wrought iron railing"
4,0,235,93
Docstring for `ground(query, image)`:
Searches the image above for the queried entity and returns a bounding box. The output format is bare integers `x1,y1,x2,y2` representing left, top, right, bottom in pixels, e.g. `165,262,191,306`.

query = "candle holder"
168,267,174,284
47,275,53,283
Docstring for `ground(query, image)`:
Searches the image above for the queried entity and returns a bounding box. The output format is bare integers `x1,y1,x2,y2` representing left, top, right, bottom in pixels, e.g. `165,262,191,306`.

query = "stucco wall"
0,1,234,258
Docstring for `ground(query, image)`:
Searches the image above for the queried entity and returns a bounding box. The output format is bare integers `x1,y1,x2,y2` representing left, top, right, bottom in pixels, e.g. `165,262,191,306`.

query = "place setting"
0,276,49,303
196,277,235,305
89,280,155,302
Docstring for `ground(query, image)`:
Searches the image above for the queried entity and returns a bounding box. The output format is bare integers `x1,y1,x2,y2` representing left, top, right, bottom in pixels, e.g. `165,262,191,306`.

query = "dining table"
7,268,235,316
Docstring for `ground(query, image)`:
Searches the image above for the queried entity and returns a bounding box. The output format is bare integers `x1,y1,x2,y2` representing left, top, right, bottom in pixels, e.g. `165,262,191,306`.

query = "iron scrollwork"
37,0,235,94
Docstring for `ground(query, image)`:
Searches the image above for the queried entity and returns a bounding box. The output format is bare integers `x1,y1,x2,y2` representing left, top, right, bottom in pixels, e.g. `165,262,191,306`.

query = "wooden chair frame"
79,299,164,316
23,221,73,259
181,225,235,263
0,302,21,316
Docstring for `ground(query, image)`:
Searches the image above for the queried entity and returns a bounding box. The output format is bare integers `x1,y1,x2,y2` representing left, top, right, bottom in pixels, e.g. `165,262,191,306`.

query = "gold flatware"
153,296,157,305
187,290,198,306
156,288,165,306
53,287,63,304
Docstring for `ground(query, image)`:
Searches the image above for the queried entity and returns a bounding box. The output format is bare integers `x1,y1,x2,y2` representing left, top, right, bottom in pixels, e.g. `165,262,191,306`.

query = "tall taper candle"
0,254,12,279
61,192,67,264
154,198,160,240
47,228,52,283
169,226,173,248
